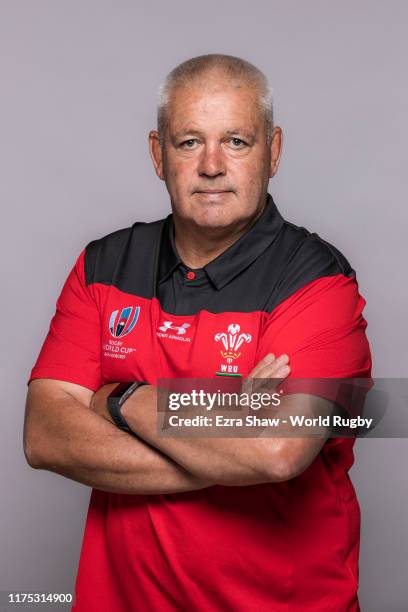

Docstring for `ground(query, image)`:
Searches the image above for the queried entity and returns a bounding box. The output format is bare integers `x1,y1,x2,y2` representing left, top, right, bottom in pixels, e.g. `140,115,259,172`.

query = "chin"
192,207,234,229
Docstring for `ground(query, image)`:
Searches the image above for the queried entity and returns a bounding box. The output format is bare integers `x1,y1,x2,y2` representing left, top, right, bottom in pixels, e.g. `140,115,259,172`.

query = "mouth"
194,190,233,195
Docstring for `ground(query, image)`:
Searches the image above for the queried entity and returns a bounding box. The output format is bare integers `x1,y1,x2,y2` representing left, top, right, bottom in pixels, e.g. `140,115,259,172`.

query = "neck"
172,200,267,269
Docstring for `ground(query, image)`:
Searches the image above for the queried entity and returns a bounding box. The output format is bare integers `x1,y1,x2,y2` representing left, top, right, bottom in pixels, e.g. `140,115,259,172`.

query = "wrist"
121,384,155,426
107,381,150,434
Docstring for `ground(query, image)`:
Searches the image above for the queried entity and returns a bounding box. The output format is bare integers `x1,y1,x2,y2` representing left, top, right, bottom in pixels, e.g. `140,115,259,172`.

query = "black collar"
158,193,285,290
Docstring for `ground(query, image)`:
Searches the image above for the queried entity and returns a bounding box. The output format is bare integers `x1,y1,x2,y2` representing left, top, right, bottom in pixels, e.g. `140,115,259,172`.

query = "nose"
197,144,226,178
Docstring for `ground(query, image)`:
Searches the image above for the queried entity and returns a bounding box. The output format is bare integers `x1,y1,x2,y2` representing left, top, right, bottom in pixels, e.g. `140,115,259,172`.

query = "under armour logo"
159,321,191,335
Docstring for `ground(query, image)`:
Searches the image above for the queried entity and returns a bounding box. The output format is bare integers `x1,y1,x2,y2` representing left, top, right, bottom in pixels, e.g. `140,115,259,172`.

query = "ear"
149,130,165,180
269,126,283,178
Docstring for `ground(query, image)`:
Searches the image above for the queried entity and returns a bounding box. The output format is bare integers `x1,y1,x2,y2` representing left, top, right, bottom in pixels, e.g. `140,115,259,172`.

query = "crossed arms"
23,353,336,494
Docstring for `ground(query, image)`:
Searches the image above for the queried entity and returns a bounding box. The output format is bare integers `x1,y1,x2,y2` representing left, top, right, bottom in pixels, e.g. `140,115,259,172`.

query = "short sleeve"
28,248,102,391
255,273,373,408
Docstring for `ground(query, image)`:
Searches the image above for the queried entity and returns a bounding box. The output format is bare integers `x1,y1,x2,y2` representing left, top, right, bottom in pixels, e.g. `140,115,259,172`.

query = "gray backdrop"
1,1,407,610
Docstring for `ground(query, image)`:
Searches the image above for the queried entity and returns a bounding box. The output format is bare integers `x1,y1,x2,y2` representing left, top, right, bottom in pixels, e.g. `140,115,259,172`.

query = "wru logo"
214,323,252,364
109,306,141,338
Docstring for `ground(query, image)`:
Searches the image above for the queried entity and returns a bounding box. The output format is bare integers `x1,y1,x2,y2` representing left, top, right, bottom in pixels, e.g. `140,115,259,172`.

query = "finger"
251,354,290,379
243,361,290,396
272,364,291,378
248,353,276,378
244,360,290,395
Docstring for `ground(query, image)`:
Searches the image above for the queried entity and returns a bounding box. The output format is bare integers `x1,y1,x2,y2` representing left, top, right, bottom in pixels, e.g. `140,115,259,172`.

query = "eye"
228,137,247,148
179,139,198,149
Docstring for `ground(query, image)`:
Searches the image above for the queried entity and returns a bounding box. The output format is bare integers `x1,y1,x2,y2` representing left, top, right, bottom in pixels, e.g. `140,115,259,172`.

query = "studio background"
1,1,407,610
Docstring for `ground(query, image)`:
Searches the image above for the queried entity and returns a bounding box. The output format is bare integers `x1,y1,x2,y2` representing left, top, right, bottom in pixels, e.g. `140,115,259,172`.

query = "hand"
242,352,290,396
237,353,291,433
89,382,118,423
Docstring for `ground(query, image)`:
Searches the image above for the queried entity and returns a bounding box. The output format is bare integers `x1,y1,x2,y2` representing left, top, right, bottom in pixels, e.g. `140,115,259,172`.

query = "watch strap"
107,381,147,434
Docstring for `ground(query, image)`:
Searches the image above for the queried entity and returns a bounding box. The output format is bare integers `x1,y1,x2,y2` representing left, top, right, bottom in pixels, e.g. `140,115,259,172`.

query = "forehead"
166,76,264,134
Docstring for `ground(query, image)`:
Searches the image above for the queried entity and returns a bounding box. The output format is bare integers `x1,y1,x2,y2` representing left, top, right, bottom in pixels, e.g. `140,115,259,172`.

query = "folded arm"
115,383,334,486
23,378,214,495
92,353,334,486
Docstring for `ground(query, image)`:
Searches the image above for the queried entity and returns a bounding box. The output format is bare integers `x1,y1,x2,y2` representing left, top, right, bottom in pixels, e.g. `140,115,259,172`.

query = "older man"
24,54,372,611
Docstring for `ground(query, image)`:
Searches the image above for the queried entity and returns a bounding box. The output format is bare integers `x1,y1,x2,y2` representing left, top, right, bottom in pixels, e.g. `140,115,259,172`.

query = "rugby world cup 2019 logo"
109,306,141,338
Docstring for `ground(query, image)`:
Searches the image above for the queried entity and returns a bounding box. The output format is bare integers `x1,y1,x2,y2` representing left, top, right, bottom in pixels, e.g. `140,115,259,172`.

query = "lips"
195,190,232,194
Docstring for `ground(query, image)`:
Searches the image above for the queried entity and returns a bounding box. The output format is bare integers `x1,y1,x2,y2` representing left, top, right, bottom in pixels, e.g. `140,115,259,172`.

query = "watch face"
108,382,135,399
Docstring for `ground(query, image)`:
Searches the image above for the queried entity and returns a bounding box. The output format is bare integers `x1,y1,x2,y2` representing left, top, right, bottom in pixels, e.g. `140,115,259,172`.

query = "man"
24,54,372,611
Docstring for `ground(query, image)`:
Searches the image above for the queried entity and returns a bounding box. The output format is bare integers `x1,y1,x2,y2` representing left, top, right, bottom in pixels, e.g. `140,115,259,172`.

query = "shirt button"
186,271,196,280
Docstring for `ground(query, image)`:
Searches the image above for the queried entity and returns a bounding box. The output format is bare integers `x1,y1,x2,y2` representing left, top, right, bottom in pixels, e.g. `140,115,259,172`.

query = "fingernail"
264,353,275,363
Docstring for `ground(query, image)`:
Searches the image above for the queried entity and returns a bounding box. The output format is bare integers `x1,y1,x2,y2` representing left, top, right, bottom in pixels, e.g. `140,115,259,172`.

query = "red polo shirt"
28,195,372,611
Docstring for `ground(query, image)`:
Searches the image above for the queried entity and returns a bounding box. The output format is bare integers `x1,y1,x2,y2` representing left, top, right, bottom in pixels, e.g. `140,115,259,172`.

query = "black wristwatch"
107,381,148,434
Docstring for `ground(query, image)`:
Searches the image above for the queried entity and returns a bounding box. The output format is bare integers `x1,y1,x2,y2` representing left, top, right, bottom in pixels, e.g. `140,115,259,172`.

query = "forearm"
24,385,213,495
122,385,283,485
126,389,336,486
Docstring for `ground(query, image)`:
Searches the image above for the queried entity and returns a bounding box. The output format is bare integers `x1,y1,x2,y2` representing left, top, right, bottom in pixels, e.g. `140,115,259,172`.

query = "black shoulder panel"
84,219,165,298
85,226,133,285
83,209,355,315
263,223,355,313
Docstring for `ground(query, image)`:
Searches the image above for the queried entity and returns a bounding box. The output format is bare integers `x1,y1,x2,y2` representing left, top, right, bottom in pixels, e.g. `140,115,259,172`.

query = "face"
149,71,282,232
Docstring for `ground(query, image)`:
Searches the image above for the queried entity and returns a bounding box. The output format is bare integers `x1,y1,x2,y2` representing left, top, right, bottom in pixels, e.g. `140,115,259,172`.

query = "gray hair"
157,54,274,145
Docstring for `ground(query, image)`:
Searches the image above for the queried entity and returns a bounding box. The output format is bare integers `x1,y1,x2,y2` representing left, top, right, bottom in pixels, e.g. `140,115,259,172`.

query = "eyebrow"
172,129,203,141
225,129,256,141
172,128,256,141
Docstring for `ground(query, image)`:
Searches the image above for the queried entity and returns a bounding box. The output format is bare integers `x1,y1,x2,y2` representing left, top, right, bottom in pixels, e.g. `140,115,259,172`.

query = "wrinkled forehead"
165,72,265,135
